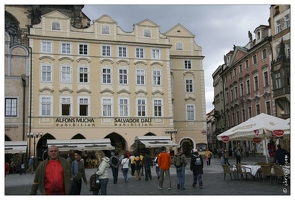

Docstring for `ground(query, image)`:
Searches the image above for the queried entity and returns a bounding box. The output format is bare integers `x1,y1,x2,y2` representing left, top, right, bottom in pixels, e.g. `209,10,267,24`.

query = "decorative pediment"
150,61,163,66
254,96,260,101
116,60,130,65
152,90,164,95
134,61,147,65
100,58,114,64
77,88,91,94
183,71,195,77
77,57,91,63
117,89,131,94
39,87,54,93
59,57,74,62
238,77,244,82
100,88,114,94
39,56,54,61
184,96,195,101
135,90,148,95
59,87,73,93
244,73,250,78
251,69,258,74
261,64,268,70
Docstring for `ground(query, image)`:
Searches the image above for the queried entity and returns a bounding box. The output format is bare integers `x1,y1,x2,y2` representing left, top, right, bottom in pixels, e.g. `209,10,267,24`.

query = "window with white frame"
102,25,110,34
102,68,112,84
118,46,127,57
61,66,71,83
246,79,250,94
119,69,128,84
41,65,52,82
276,20,281,33
239,64,242,73
119,98,129,117
185,79,193,93
240,83,244,96
102,45,111,56
136,69,145,85
184,60,191,69
61,42,71,54
153,99,162,117
41,41,52,53
79,67,89,83
5,98,17,117
248,106,252,118
186,104,194,120
144,29,151,37
137,99,146,116
102,98,112,117
152,70,161,86
245,60,249,69
254,76,258,91
135,47,144,58
264,71,269,86
52,21,60,30
61,97,71,116
79,97,89,116
152,49,160,59
176,42,183,50
266,101,271,115
274,72,281,89
256,104,260,115
252,54,257,65
285,15,290,28
78,44,88,55
262,49,267,59
41,96,52,116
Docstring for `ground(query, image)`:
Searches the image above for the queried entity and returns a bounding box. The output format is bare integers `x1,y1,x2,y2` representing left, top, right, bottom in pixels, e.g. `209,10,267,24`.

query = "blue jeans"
176,166,185,190
111,167,119,184
193,174,202,186
144,166,152,180
122,168,129,182
155,166,160,178
93,178,108,195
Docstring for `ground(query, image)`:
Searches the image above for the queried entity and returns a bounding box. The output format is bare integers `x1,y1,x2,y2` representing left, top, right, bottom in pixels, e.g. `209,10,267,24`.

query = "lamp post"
165,129,178,141
27,132,43,169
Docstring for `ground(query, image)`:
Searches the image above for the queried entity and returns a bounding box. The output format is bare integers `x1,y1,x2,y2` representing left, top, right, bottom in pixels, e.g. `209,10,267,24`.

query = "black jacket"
190,152,203,175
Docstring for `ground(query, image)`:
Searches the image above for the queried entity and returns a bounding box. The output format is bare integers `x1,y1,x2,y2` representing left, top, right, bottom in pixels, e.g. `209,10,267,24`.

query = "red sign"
254,129,259,137
272,130,284,137
221,136,230,143
253,137,261,143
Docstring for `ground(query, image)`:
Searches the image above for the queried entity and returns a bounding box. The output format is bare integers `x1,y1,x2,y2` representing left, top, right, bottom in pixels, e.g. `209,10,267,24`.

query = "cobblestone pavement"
4,155,291,196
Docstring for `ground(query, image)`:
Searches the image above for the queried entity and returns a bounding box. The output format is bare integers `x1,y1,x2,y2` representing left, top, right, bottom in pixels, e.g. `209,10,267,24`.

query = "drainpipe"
27,46,32,159
21,74,26,163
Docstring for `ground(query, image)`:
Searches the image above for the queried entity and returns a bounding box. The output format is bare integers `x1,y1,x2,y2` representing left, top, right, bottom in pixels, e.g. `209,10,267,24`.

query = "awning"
132,136,178,148
47,138,115,152
5,141,27,154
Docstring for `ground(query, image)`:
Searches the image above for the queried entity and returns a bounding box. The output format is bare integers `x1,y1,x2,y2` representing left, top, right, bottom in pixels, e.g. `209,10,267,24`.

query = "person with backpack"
173,147,187,190
109,151,120,184
190,149,203,189
132,153,142,181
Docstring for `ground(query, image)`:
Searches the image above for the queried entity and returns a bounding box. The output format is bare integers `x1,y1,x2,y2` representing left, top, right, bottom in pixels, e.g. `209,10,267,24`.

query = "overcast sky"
82,4,271,114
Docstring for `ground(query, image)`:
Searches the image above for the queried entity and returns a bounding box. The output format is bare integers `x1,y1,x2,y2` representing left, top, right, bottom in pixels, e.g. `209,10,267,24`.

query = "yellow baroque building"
23,10,206,158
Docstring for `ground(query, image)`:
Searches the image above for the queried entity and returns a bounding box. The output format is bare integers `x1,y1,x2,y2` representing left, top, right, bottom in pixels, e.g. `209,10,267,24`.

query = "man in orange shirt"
157,146,171,190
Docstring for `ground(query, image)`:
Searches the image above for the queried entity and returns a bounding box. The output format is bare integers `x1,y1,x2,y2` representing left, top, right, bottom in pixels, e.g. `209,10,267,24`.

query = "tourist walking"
19,162,26,175
204,148,213,166
121,154,130,183
190,149,204,189
130,153,135,176
173,147,187,190
274,144,288,165
70,150,87,195
93,150,110,195
157,146,171,190
235,143,242,164
27,156,34,174
142,152,153,180
220,148,225,164
154,155,160,179
29,145,72,195
132,153,142,181
109,151,120,184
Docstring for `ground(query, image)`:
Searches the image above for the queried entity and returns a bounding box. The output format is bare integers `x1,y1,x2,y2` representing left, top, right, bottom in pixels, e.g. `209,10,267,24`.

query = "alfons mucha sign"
55,117,95,127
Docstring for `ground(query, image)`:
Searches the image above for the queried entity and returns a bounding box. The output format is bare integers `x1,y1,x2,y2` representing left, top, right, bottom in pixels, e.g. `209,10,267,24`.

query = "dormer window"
52,21,60,30
176,42,183,50
257,31,260,40
102,25,110,34
144,29,151,37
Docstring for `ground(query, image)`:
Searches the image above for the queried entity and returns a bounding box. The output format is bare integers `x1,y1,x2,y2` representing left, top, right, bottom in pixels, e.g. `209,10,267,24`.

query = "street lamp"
27,132,43,169
165,129,178,141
